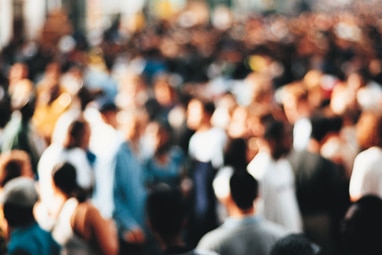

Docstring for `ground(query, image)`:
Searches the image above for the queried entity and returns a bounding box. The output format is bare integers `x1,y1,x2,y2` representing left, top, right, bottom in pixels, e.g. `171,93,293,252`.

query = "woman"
48,162,118,255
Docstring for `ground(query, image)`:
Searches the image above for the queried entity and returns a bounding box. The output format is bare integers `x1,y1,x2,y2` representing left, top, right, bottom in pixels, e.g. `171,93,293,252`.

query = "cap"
1,177,38,207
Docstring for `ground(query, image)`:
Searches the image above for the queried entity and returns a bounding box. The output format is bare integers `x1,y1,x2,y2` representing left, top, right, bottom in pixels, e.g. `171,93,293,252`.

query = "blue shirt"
143,146,185,189
7,222,60,255
113,141,147,235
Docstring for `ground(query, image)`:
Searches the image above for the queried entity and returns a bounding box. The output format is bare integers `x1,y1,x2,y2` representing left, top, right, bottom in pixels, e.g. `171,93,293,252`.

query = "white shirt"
349,147,382,200
188,127,228,169
248,151,303,233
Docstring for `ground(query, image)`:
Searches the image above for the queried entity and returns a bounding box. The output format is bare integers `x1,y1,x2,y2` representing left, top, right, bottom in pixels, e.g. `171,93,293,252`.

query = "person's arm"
72,202,118,255
112,148,145,243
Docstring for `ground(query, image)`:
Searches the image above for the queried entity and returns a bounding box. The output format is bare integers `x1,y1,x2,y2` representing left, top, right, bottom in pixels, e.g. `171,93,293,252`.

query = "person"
280,82,312,151
341,195,382,255
186,97,228,246
1,177,61,255
247,117,303,233
88,100,123,219
1,80,46,176
288,113,350,255
349,110,382,202
146,186,218,255
0,150,34,188
112,110,152,255
0,150,35,254
45,162,118,255
270,233,320,255
197,169,288,255
143,119,187,191
37,118,94,229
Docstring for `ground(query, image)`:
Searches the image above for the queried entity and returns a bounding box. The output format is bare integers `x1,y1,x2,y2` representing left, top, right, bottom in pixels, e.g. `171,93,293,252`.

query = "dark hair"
52,162,87,202
271,234,319,255
341,195,382,255
262,117,292,160
230,171,258,210
146,186,187,243
224,138,248,171
63,119,90,149
3,203,35,227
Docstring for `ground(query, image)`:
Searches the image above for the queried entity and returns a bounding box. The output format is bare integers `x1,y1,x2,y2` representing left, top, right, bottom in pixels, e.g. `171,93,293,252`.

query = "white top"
51,198,96,255
349,147,382,200
86,107,124,219
188,127,227,169
248,152,303,233
37,144,94,215
293,117,311,151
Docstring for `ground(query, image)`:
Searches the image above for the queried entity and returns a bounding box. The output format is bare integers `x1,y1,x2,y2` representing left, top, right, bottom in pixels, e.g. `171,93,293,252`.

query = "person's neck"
228,205,255,218
196,122,212,133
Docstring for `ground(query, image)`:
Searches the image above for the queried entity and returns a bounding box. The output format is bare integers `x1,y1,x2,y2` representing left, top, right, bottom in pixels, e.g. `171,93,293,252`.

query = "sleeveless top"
51,198,97,255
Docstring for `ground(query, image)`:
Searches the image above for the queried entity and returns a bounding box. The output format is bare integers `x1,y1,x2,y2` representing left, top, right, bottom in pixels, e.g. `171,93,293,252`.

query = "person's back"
2,177,60,255
46,162,118,255
197,169,288,255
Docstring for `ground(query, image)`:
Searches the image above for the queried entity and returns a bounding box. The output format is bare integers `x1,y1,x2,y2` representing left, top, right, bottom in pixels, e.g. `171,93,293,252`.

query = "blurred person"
0,150,34,188
1,81,46,176
0,150,35,254
288,113,350,255
146,186,217,255
112,110,153,255
197,169,288,255
270,233,320,255
349,110,382,202
33,62,72,144
143,119,188,191
1,177,60,255
88,100,123,219
7,63,30,94
144,73,180,123
341,195,382,255
280,82,313,151
186,97,228,246
115,73,149,112
36,118,94,229
46,162,118,255
247,116,302,233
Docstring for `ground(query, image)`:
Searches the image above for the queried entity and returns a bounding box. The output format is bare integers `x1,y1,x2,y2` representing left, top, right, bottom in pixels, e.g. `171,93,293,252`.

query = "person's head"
0,150,34,188
186,97,215,131
281,82,311,124
341,195,382,255
97,100,119,128
262,117,293,160
145,119,173,156
63,119,91,149
270,233,320,255
356,110,382,151
229,170,259,211
1,177,38,228
146,186,187,247
51,161,87,202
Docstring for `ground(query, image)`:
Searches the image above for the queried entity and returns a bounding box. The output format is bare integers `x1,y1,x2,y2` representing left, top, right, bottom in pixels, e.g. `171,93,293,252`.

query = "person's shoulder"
258,218,290,237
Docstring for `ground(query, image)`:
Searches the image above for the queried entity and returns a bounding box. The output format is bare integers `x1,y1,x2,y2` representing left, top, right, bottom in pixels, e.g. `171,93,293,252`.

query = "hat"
1,177,38,207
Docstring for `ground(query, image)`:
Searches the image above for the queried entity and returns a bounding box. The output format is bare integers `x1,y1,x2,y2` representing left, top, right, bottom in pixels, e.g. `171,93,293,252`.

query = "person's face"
186,99,204,130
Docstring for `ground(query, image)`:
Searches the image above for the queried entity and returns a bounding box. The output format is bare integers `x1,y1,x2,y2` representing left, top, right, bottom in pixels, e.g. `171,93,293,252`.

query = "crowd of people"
1,2,382,255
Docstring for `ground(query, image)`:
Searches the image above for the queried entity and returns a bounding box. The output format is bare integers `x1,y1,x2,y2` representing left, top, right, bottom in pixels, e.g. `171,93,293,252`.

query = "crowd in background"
1,1,382,255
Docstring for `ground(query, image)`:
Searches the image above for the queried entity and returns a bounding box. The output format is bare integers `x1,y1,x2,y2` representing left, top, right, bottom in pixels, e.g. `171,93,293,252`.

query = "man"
288,114,350,255
247,117,303,233
1,177,60,255
186,97,228,246
197,169,288,255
